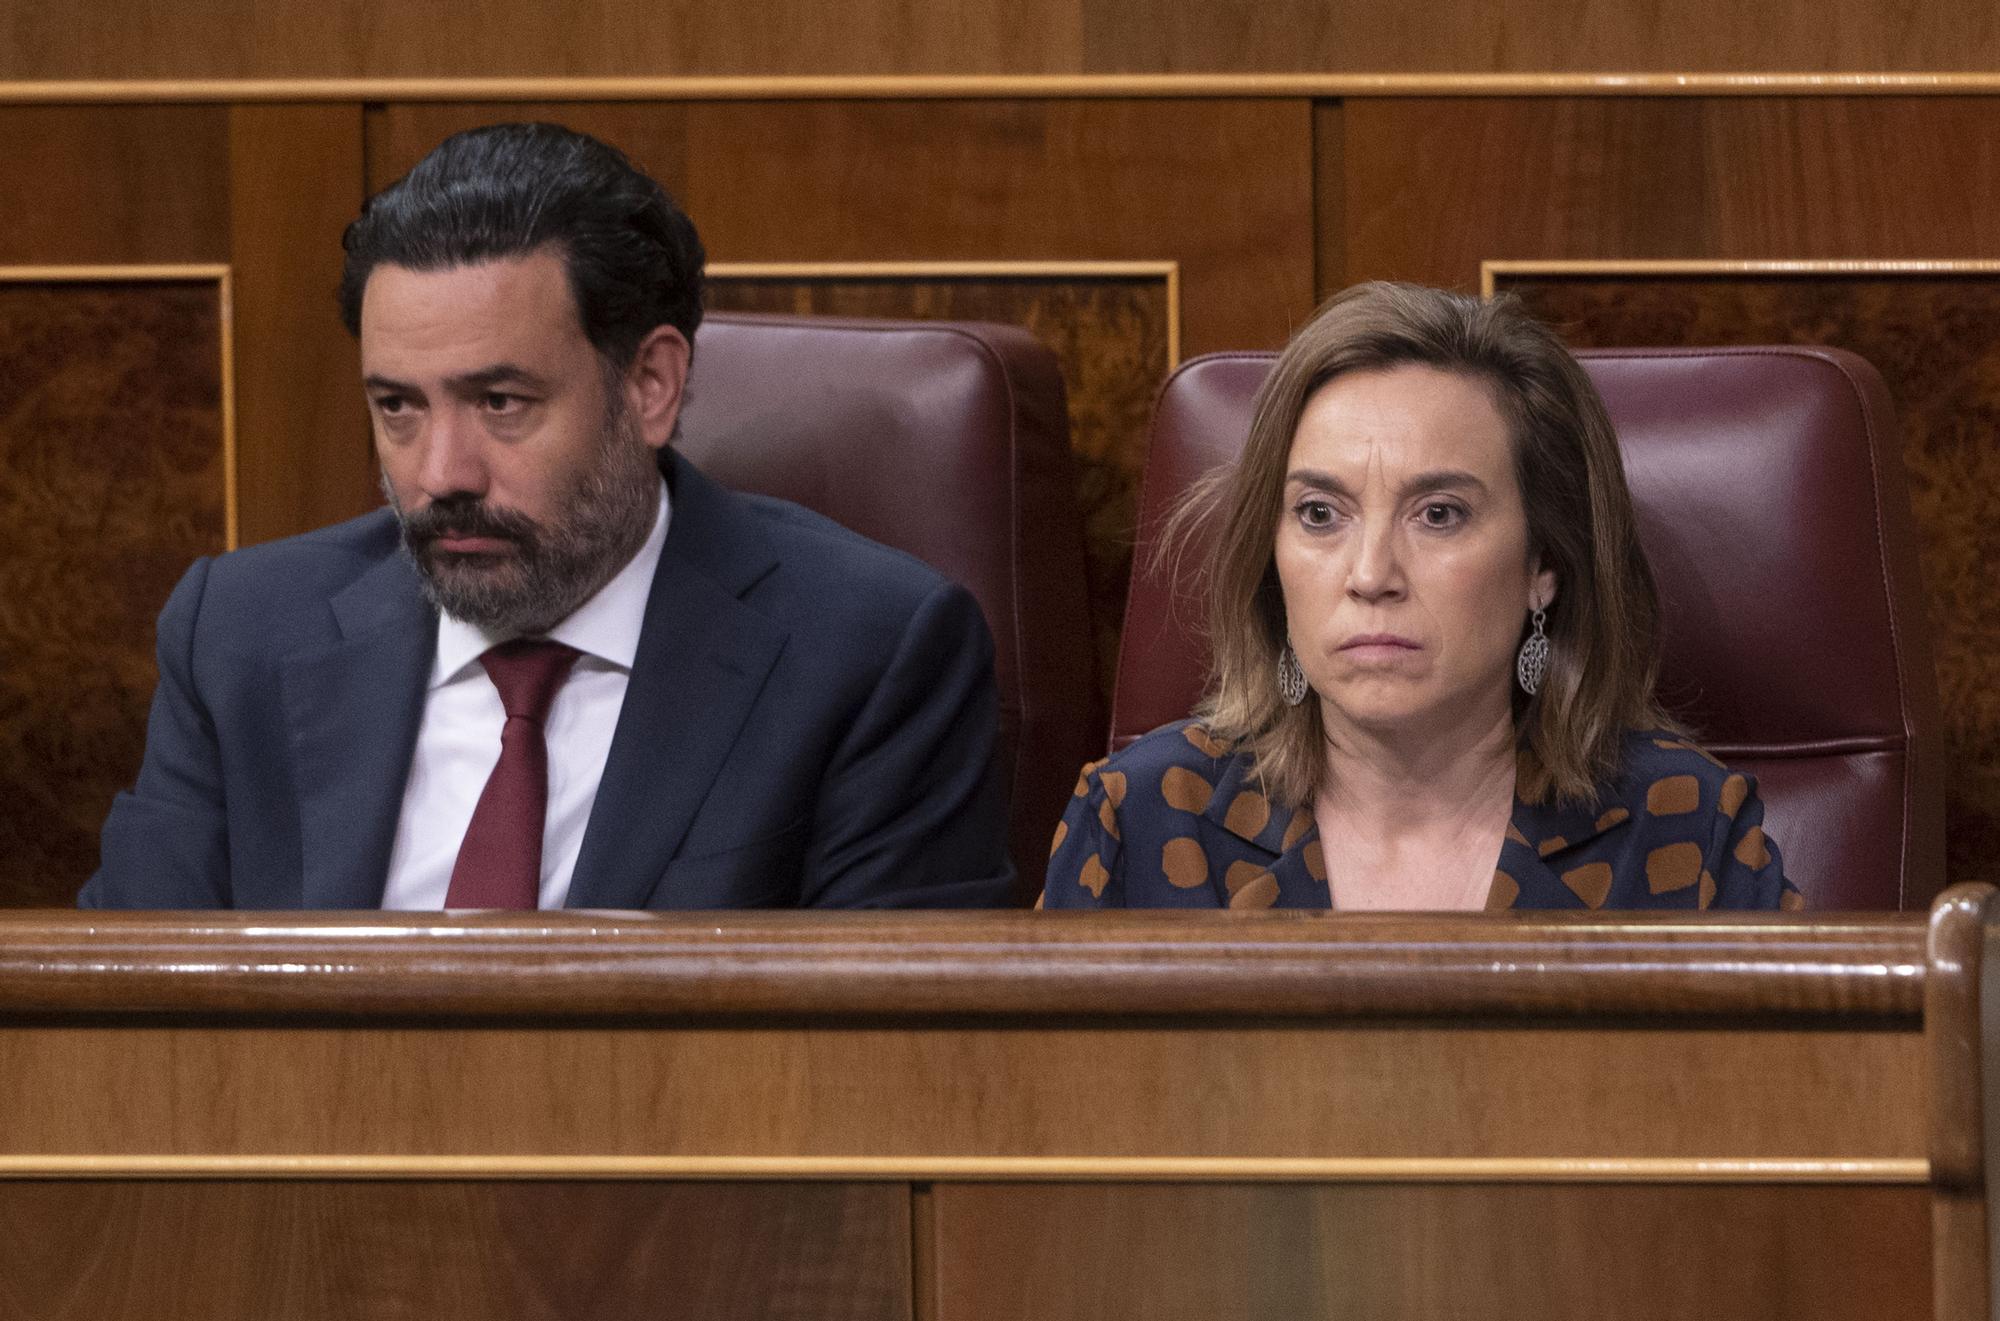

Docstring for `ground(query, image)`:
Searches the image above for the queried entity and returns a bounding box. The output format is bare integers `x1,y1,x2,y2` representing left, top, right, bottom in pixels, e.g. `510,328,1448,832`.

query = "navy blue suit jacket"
82,452,1014,909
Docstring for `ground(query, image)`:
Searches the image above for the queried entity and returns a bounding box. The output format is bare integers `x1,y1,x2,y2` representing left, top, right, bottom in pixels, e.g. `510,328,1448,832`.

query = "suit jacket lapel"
566,457,786,909
283,551,435,909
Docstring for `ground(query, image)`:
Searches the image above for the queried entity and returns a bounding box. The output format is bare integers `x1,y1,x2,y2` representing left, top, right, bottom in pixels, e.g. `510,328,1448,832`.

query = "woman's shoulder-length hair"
1178,280,1675,810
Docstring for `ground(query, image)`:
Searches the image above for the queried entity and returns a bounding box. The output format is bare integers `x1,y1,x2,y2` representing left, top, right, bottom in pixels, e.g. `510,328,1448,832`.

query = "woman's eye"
1419,501,1465,529
1297,499,1337,528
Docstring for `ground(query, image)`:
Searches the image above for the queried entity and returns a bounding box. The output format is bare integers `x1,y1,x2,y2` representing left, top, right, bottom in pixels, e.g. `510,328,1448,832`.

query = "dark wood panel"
5,0,2000,77
0,280,226,908
364,102,692,195
0,107,227,264
1494,270,2000,886
370,100,1314,358
931,1183,1929,1320
0,0,1082,79
681,100,1313,358
1079,0,1988,74
227,104,375,545
1343,98,2000,289
0,1181,909,1321
1312,101,1345,297
708,272,1169,710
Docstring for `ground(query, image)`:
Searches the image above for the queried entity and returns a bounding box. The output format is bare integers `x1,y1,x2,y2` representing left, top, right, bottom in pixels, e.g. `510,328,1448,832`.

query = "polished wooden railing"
0,902,1971,1320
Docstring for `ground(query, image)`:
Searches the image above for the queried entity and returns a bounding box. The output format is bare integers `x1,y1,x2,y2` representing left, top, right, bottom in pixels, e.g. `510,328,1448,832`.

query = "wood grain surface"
0,913,1929,1165
0,280,227,909
226,103,376,546
0,908,1947,1318
0,1180,909,1321
3,0,1997,79
1341,97,2000,289
930,1182,1929,1320
1927,883,1995,1319
0,1020,1922,1164
0,909,1927,1018
366,99,1315,357
0,107,227,264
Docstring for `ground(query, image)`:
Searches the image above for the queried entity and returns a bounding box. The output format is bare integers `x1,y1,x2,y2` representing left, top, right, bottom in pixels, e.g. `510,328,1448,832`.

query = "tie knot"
479,639,580,722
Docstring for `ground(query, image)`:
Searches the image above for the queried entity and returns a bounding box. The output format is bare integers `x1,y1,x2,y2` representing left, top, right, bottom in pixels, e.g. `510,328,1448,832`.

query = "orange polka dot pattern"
1039,722,1800,911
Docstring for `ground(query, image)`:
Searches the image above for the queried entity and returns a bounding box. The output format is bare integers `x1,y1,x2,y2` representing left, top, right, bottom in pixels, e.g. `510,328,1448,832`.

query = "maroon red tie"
444,639,581,909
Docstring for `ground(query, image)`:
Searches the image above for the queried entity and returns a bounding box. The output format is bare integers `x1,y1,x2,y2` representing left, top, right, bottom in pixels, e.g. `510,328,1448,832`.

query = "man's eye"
374,396,410,416
482,392,522,413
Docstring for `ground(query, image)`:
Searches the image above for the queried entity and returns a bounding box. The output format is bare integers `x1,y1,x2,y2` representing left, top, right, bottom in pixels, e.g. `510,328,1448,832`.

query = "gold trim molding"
1482,257,2000,296
711,259,1183,367
0,1154,1932,1184
10,72,2000,104
0,263,238,549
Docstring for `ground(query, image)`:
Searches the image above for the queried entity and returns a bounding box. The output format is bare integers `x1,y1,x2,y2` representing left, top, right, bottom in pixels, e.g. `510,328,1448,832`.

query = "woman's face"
1273,363,1556,743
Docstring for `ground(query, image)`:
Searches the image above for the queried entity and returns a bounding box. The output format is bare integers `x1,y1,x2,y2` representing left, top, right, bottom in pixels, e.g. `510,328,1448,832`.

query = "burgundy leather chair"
1112,346,1944,909
679,312,1101,900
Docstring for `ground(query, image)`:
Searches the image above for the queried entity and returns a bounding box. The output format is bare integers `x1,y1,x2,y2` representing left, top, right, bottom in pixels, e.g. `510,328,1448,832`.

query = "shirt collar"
430,477,672,687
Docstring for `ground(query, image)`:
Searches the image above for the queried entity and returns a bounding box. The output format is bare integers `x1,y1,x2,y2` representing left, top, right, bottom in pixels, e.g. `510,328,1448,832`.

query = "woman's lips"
1337,635,1422,662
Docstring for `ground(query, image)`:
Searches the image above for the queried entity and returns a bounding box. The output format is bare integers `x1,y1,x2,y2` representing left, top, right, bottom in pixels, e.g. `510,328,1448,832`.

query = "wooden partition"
0,905,1962,1319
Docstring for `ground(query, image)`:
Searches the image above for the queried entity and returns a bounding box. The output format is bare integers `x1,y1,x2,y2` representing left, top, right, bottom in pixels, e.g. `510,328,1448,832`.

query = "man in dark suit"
82,122,1013,910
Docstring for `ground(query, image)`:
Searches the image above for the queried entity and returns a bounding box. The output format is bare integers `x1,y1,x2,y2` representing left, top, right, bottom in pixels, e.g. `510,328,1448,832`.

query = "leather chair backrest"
1111,346,1944,909
680,313,1101,899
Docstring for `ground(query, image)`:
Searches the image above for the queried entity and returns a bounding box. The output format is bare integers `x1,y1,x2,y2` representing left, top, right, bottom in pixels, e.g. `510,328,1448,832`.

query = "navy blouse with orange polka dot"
1041,721,1800,911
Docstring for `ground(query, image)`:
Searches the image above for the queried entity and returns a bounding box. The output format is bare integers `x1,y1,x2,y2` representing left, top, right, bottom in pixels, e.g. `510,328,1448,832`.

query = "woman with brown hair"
1044,282,1798,911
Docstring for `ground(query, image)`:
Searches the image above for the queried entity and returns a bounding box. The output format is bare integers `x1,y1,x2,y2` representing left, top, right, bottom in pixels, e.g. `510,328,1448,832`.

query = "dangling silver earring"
1277,643,1309,706
1516,607,1548,696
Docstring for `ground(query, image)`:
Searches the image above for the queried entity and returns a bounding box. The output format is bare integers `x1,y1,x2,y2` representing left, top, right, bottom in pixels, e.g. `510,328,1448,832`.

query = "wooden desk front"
0,910,1933,1319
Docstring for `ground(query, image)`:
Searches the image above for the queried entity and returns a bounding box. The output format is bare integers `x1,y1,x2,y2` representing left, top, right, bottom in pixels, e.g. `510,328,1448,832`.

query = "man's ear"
623,324,691,452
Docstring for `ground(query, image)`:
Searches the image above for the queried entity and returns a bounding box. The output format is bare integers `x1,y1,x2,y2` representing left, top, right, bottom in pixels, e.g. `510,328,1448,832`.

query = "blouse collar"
1195,738,1631,911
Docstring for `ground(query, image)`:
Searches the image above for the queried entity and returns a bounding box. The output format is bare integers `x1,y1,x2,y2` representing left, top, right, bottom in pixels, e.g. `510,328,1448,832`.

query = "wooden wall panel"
0,1180,910,1321
681,101,1312,357
1311,101,1345,300
0,107,228,264
226,104,375,546
931,1183,1929,1320
5,0,2000,78
0,1020,1924,1158
707,271,1170,703
0,0,1083,80
369,101,1314,358
1341,98,2000,290
1078,0,1995,74
0,278,226,909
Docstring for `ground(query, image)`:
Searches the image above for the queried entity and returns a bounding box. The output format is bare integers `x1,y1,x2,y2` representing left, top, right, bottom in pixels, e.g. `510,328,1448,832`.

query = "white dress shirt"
380,481,671,909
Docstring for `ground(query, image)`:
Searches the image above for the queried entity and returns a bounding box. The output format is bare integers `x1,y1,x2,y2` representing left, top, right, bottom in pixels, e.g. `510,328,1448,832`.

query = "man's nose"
417,409,488,499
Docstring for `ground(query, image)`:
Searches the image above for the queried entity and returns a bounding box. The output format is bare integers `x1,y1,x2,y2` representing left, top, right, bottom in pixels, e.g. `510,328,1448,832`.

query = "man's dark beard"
387,408,659,635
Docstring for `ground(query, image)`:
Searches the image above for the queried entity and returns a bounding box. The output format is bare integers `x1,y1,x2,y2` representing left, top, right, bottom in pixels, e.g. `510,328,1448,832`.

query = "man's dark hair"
338,121,705,364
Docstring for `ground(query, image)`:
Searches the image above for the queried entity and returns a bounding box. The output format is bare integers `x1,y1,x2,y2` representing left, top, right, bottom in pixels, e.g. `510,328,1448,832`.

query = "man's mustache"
399,497,542,552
